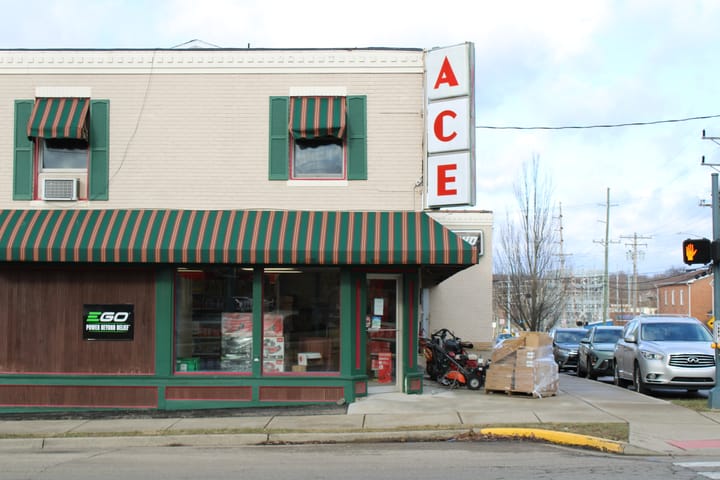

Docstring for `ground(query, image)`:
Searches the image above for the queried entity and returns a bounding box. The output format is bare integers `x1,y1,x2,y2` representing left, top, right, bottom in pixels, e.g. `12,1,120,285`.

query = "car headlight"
640,350,664,361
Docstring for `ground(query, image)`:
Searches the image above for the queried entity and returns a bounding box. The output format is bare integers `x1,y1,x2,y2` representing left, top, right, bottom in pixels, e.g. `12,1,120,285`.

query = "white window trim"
287,180,349,187
289,86,347,96
35,86,92,98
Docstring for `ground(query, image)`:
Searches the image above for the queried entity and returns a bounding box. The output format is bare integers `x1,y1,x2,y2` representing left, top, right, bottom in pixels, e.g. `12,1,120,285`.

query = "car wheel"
613,361,630,388
587,358,597,380
576,361,584,377
633,363,650,395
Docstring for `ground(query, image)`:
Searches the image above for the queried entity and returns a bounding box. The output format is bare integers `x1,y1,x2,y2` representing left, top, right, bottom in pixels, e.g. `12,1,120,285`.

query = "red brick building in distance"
655,270,713,328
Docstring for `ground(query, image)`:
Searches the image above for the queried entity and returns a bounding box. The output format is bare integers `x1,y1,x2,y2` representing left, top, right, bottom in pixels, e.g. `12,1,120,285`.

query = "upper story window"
269,94,367,182
290,96,346,179
29,97,90,172
13,94,109,201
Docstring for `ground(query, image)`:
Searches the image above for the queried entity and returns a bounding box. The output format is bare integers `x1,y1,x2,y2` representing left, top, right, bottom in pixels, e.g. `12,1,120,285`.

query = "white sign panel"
426,152,472,207
425,42,476,208
426,43,472,99
427,97,470,153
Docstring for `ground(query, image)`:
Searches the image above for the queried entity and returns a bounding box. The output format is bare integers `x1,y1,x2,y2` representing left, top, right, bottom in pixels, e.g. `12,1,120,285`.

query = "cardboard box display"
297,352,322,366
521,331,552,348
486,333,558,396
484,363,514,391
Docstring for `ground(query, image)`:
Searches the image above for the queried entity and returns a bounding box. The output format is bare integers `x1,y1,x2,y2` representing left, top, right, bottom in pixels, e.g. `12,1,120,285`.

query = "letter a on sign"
434,57,459,89
426,44,471,100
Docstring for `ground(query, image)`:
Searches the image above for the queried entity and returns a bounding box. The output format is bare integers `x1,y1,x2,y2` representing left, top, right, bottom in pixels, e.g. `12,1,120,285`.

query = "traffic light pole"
710,173,720,409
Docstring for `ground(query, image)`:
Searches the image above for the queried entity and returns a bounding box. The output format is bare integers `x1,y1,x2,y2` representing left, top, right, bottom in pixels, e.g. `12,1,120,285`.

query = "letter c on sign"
433,110,457,142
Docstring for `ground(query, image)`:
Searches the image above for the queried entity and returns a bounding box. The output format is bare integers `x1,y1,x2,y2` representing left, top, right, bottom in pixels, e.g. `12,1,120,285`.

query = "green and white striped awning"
0,210,477,266
289,96,346,139
27,97,90,140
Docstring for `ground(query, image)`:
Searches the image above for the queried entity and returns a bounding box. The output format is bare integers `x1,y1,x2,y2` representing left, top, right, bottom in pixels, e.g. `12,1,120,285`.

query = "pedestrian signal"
682,238,713,265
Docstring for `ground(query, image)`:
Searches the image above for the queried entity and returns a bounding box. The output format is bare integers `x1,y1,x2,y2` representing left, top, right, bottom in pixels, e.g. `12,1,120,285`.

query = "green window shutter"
347,95,367,180
89,99,109,201
268,96,289,180
13,100,34,200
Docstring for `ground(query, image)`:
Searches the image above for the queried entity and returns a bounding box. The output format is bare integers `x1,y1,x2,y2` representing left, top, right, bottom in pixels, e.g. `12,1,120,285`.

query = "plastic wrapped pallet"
485,332,559,397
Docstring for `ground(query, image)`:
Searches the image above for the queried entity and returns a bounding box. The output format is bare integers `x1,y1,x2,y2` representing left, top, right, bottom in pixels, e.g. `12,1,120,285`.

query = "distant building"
655,270,713,326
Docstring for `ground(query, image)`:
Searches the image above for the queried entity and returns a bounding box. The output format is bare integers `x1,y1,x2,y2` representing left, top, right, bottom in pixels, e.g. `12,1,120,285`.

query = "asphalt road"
4,442,720,480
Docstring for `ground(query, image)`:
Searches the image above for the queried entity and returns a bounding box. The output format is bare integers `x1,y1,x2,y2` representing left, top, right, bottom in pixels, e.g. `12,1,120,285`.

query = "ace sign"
426,43,476,208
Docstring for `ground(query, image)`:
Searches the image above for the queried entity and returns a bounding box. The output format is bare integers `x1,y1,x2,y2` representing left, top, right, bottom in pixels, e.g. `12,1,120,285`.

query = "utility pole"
555,203,572,326
621,233,651,314
593,188,618,322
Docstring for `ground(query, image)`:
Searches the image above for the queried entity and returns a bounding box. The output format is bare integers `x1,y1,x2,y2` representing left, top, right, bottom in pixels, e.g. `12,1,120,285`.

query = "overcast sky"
2,0,718,277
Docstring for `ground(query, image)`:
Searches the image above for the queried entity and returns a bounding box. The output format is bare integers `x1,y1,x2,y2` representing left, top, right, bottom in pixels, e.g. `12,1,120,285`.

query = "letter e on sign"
427,152,472,207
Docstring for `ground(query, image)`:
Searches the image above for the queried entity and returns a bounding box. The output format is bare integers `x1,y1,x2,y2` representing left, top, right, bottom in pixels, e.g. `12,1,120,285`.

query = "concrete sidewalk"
0,374,718,455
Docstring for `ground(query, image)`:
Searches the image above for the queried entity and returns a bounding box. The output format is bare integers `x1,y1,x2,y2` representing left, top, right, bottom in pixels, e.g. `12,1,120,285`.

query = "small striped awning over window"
289,96,346,140
27,97,90,140
0,209,477,266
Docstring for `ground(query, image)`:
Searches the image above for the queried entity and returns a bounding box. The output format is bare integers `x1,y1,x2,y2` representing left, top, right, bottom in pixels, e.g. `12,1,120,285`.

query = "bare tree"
495,156,566,332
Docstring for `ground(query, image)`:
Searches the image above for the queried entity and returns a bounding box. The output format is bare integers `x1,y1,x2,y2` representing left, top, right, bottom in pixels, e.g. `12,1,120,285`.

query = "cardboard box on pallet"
486,332,558,396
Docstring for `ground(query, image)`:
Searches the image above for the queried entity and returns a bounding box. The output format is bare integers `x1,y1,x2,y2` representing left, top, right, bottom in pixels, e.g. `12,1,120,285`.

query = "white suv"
613,315,716,394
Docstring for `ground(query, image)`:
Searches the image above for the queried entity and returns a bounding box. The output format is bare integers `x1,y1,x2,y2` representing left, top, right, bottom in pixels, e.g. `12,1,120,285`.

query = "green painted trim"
347,95,367,180
252,268,263,382
339,270,354,382
155,268,174,377
13,100,34,200
89,99,109,200
268,96,289,180
401,271,422,394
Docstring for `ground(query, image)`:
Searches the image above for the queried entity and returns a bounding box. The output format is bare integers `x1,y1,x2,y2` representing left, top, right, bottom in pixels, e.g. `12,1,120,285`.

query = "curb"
477,428,643,454
0,427,656,455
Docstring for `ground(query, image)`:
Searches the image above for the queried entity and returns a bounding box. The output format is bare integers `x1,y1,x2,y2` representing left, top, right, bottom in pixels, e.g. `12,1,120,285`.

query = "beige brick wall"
0,49,426,211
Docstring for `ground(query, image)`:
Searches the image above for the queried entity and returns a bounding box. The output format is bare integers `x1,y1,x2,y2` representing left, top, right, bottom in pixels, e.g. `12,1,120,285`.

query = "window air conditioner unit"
42,178,78,201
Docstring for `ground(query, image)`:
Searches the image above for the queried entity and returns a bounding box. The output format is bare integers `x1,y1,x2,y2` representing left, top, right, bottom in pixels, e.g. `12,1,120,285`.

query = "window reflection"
174,267,253,373
173,266,341,375
263,268,340,373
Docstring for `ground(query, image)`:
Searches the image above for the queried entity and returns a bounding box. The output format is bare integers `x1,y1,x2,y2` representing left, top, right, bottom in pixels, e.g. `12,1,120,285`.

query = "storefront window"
174,267,253,373
262,268,340,374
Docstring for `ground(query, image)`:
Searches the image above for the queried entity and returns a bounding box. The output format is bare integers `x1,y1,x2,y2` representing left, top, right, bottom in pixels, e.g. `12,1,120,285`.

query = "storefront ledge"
267,428,469,444
32,433,271,450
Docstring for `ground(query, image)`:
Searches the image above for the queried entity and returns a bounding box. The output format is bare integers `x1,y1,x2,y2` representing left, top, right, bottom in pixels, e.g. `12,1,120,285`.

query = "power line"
476,113,720,131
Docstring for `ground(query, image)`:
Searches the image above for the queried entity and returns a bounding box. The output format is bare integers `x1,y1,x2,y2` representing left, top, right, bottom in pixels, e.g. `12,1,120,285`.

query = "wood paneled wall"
0,264,156,374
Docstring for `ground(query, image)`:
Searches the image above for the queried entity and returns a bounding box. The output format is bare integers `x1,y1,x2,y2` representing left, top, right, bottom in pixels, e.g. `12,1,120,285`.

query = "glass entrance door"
366,275,401,390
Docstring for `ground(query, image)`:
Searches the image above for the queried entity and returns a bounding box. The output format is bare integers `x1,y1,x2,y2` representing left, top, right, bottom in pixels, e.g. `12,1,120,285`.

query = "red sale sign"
426,43,476,208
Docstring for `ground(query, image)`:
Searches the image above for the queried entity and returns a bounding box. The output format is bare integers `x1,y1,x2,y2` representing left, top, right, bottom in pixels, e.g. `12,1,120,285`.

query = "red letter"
433,110,457,142
437,164,457,196
433,56,459,90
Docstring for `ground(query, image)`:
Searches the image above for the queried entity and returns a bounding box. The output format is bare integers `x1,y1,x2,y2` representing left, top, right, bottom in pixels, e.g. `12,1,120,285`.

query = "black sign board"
83,304,134,340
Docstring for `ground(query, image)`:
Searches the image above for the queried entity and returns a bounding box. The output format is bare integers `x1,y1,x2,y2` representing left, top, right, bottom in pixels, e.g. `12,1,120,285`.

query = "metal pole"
709,173,720,409
603,188,610,322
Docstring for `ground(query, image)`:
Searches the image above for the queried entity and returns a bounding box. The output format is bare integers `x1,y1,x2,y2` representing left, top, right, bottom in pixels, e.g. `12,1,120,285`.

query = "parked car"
613,315,716,394
549,327,588,371
576,326,623,380
494,332,514,345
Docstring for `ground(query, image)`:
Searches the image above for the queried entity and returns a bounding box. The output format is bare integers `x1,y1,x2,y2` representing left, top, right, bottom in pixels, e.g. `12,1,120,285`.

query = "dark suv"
549,327,588,372
613,315,716,394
